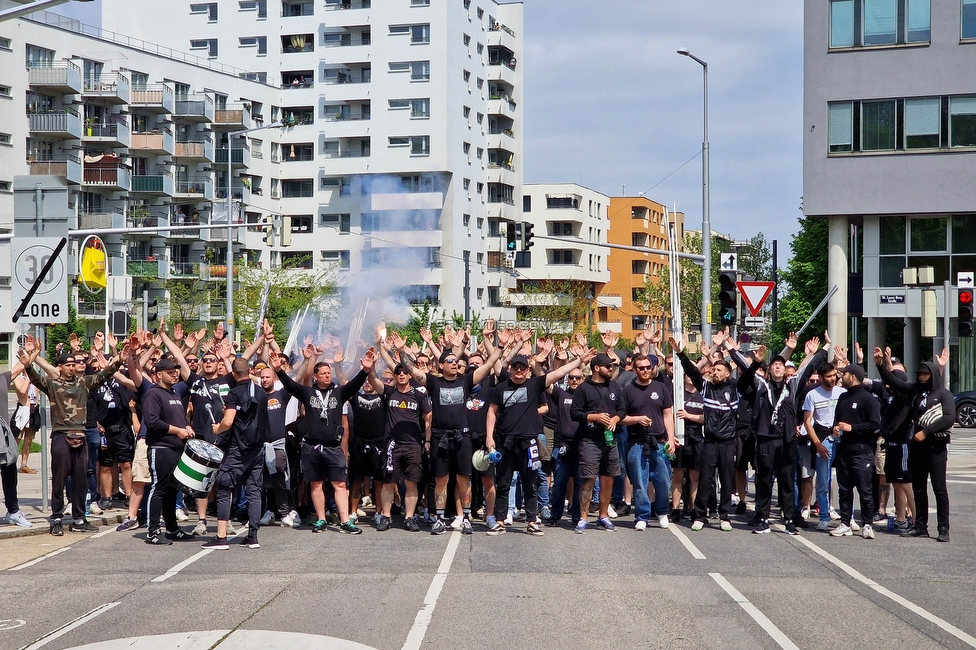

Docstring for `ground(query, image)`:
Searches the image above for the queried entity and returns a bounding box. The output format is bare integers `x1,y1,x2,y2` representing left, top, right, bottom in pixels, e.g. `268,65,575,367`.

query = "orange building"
596,196,684,341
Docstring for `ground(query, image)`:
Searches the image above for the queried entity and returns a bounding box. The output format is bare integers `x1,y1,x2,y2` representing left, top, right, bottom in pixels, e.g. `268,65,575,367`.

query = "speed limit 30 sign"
11,237,69,324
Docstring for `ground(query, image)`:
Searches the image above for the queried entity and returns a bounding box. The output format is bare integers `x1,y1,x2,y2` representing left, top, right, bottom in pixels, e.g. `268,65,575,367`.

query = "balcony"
487,95,517,118
487,164,516,184
215,147,250,168
127,258,160,278
83,161,130,190
28,109,82,139
174,95,215,122
487,131,515,150
131,173,175,195
213,106,251,130
131,129,175,155
131,85,175,113
216,182,251,203
175,179,214,201
79,212,123,230
487,62,517,86
174,138,214,161
282,1,314,16
596,295,623,309
281,34,315,54
82,119,131,148
321,138,370,159
323,0,370,9
127,208,166,232
29,154,82,184
487,22,517,50
77,301,106,318
170,258,200,278
322,69,371,86
82,71,130,104
596,320,623,334
487,202,517,220
28,61,82,94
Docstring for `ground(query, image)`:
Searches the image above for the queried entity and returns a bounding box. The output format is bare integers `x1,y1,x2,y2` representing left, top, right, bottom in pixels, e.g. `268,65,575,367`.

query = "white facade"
101,0,524,323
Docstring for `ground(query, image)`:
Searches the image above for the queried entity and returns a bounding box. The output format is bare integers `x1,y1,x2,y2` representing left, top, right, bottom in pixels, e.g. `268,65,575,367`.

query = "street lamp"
225,121,282,343
677,47,711,343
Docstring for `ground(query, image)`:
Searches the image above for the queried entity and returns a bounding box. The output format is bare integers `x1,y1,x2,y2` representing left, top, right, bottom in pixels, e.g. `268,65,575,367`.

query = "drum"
174,439,224,498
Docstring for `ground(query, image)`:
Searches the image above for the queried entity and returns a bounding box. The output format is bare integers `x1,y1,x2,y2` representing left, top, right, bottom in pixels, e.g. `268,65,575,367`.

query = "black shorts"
300,442,347,483
578,438,620,480
348,439,385,482
736,435,756,472
681,439,703,471
431,433,473,478
884,441,912,484
383,440,423,485
99,428,135,466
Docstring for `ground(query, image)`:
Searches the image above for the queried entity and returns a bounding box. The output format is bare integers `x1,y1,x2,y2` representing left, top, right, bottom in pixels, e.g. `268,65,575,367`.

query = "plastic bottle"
603,427,614,448
488,450,502,464
887,515,895,532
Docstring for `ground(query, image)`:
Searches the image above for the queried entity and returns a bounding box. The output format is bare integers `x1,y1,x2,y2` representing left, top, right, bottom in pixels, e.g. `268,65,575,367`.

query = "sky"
54,0,805,255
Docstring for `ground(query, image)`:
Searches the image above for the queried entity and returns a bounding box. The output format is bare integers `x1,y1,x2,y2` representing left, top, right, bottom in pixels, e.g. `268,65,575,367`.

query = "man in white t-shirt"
802,362,846,531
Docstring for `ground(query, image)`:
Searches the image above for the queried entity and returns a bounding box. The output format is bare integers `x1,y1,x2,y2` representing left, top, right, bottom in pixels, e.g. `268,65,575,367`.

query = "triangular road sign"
736,281,776,317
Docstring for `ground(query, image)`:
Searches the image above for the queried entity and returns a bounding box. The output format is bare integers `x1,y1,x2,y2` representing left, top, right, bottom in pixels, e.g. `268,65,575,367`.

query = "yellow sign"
80,236,107,291
707,303,712,323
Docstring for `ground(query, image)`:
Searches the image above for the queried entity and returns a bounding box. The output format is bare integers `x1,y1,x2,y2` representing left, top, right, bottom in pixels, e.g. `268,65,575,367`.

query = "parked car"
953,390,976,427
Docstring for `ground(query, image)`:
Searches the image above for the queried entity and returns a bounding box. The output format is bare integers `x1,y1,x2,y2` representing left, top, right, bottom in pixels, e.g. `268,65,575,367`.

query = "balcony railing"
324,0,371,8
83,164,130,188
214,108,250,128
77,302,107,317
78,212,121,230
322,73,369,85
28,61,82,93
29,154,82,183
127,259,159,277
28,109,82,138
131,84,175,112
170,258,198,276
131,174,173,194
175,179,214,200
174,139,213,159
82,71,130,102
322,36,371,47
322,111,370,122
175,95,215,121
215,149,247,164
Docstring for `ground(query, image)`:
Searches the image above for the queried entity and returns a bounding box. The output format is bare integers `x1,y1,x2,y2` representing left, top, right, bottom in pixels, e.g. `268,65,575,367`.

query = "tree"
159,279,215,329
516,279,592,339
47,305,89,357
771,216,829,356
738,233,774,281
235,263,339,339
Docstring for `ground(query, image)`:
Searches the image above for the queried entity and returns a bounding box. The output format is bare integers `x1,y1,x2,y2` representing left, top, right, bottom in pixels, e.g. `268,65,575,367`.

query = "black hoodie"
834,382,881,451
877,360,955,445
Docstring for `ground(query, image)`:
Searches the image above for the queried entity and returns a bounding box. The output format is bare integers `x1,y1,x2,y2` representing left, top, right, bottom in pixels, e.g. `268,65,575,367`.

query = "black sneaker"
50,519,63,536
311,519,327,533
430,519,447,535
752,519,771,535
201,536,229,550
97,499,113,512
792,516,810,529
376,516,391,532
615,502,632,517
405,516,421,532
669,508,682,523
735,501,747,516
239,536,260,549
902,527,929,538
165,529,193,541
145,532,173,545
391,503,403,516
785,521,800,536
544,517,558,527
339,520,363,535
872,513,887,523
937,530,950,543
747,514,761,527
325,512,340,525
69,520,99,533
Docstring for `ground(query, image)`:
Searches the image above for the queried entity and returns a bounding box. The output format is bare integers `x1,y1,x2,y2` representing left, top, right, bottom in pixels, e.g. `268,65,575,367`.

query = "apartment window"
904,97,939,148
0,181,11,192
0,132,11,145
551,250,575,265
477,8,484,19
190,3,218,21
830,0,929,48
410,61,430,80
476,78,484,90
240,36,267,54
828,101,854,152
0,37,12,50
463,106,470,119
523,195,531,212
463,142,471,156
320,213,351,232
463,70,471,83
476,182,484,194
411,24,431,43
951,96,976,147
258,1,267,18
463,178,470,190
0,85,11,98
463,213,471,227
476,147,483,160
411,0,430,5
281,179,313,197
389,137,409,147
463,34,471,47
411,136,430,155
965,0,976,39
861,100,896,151
464,0,470,9
477,43,484,55
390,25,410,35
476,112,484,124
477,216,484,229
190,39,219,58
411,98,429,117
25,45,54,67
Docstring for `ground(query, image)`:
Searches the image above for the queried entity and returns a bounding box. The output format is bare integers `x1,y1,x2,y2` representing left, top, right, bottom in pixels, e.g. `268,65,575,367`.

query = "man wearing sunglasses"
545,368,586,527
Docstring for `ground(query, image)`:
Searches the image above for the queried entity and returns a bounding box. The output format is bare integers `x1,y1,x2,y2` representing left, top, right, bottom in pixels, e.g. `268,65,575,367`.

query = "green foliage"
771,216,829,357
392,300,444,345
160,279,215,329
47,305,89,357
235,264,339,340
516,279,592,339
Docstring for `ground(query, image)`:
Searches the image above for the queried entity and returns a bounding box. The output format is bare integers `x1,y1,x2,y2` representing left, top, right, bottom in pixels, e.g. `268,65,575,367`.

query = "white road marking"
90,526,117,539
18,602,119,650
786,530,976,647
8,547,72,571
151,549,214,583
709,573,799,649
401,531,461,650
669,525,706,559
946,479,976,485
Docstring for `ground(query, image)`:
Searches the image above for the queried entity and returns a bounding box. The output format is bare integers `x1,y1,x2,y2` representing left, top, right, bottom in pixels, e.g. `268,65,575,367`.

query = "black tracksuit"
143,384,191,536
833,382,881,527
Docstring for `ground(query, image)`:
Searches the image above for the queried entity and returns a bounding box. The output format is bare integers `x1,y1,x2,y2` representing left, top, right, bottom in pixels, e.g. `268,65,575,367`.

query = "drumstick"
204,403,217,424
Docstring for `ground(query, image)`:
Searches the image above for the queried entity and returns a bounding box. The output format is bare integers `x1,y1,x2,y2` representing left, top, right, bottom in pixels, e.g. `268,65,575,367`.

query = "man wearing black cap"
570,352,626,534
486,350,586,535
828,364,882,539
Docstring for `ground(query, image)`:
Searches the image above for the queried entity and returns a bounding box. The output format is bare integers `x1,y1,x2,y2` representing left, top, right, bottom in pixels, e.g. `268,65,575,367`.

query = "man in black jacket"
875,350,954,541
829,364,882,540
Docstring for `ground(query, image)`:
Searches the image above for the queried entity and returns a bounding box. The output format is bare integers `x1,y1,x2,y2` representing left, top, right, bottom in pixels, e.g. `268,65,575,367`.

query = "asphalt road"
4,432,976,650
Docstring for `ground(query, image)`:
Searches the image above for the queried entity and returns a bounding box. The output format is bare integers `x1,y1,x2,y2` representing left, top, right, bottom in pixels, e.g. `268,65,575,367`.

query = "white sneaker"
356,508,367,519
281,510,300,528
849,520,861,532
361,496,373,508
5,511,33,528
829,523,853,537
226,522,238,536
259,510,274,526
828,507,841,520
800,507,811,520
608,504,618,519
658,514,670,529
504,511,514,526
175,507,189,522
862,524,875,539
691,520,705,531
191,520,208,536
720,520,733,532
449,515,464,530
635,520,647,531
816,520,830,531
88,501,103,516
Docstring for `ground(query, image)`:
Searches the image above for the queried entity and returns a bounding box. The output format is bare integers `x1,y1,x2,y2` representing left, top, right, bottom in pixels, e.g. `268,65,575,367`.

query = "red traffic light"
961,289,973,304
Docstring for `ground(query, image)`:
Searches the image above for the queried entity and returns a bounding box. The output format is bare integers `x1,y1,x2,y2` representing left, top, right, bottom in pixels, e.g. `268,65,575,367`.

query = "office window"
880,216,906,254
965,0,976,39
950,96,976,147
830,0,929,47
904,97,939,149
861,100,896,151
910,217,947,252
863,0,897,45
906,0,930,42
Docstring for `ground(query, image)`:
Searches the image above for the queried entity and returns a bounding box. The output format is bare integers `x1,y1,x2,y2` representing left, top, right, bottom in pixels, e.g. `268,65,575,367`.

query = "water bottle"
85,491,92,516
488,449,502,464
887,515,895,532
603,427,615,448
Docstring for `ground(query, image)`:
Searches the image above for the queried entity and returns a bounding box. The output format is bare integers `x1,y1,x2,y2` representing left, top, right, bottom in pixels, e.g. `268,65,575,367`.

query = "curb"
0,512,127,541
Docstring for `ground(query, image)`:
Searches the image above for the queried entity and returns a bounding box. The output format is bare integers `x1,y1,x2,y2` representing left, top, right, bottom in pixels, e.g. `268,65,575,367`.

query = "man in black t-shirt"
546,370,585,526
370,363,432,532
259,367,298,527
95,378,136,512
674,374,704,522
345,380,386,526
486,352,586,536
465,355,498,528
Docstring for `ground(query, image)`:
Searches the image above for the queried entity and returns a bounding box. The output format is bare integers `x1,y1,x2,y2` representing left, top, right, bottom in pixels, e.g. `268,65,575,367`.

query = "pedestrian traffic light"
262,216,275,247
959,288,974,337
505,222,517,252
520,222,534,252
719,272,737,325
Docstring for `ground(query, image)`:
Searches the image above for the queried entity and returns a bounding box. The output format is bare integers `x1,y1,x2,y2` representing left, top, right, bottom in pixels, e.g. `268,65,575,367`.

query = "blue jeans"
537,434,550,509
549,445,580,522
816,436,839,522
86,427,100,499
612,427,628,503
627,442,672,522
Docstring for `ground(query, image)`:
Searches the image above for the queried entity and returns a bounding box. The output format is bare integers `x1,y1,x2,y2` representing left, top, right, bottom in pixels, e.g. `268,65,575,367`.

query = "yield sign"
736,281,776,317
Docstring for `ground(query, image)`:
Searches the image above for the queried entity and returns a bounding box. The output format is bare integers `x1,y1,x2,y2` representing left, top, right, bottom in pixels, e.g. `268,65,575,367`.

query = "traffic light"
520,222,534,252
262,216,275,246
280,216,292,247
959,288,974,337
147,299,158,324
505,222,517,252
718,271,737,325
110,311,132,337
